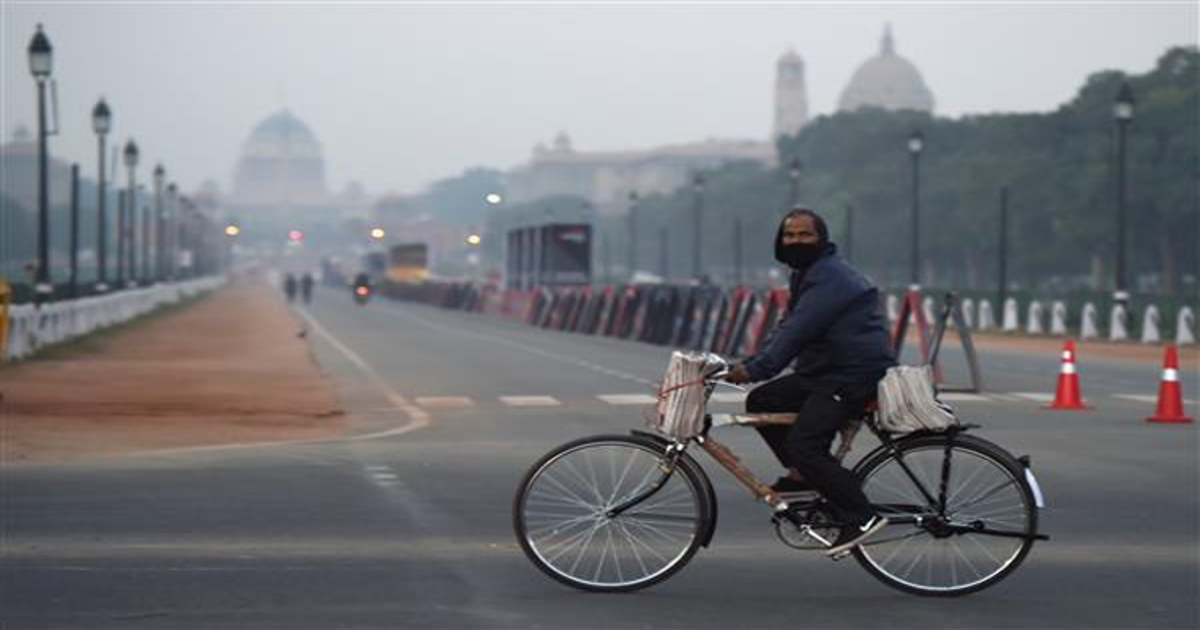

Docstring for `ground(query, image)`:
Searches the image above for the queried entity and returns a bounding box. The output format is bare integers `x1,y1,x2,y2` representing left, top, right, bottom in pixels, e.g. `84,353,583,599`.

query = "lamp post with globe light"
92,99,112,291
28,24,54,302
123,139,139,287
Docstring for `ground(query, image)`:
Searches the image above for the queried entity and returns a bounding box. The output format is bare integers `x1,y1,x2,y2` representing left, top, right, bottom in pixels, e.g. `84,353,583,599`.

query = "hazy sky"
2,2,1195,197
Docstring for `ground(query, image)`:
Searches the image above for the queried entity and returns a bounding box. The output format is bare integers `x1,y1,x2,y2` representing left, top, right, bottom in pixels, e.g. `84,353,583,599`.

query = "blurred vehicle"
352,272,373,306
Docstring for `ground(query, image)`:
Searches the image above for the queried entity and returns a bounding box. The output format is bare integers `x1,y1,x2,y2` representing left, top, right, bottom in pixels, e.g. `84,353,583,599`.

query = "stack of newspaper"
876,365,958,435
653,351,720,439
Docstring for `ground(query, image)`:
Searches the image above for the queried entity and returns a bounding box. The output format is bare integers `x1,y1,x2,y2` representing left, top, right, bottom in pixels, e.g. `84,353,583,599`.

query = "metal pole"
692,175,704,279
601,230,610,284
96,134,108,291
733,216,743,285
35,78,51,302
627,192,637,278
155,183,164,281
69,164,79,298
116,190,126,286
844,204,854,263
998,186,1009,310
659,226,669,280
127,172,137,287
911,150,921,285
141,203,151,282
1115,118,1129,298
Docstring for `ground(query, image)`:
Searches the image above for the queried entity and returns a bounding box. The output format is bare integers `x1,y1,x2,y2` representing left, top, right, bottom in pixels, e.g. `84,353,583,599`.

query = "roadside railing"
2,276,226,362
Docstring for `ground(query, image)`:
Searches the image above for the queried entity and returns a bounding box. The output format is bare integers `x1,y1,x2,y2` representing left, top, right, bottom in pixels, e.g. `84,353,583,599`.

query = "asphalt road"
3,286,1196,629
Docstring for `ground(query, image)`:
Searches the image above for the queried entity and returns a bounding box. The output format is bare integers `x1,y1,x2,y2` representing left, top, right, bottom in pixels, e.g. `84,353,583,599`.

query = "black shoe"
825,515,889,557
770,477,817,494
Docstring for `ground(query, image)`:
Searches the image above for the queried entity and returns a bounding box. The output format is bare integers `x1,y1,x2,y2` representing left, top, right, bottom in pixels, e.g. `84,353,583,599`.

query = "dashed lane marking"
597,394,659,405
1011,392,1055,403
414,396,475,409
498,395,562,407
1114,394,1196,405
938,392,991,402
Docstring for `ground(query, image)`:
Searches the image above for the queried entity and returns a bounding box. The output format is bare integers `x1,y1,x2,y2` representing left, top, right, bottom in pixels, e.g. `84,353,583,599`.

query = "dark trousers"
746,373,877,522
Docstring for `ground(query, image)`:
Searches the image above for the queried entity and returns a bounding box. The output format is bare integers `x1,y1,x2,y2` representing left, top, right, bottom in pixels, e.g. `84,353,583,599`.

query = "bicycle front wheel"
513,435,708,592
854,434,1039,596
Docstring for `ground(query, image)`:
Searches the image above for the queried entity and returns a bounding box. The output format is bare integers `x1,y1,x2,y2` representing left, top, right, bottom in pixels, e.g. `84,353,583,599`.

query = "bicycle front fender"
630,430,719,548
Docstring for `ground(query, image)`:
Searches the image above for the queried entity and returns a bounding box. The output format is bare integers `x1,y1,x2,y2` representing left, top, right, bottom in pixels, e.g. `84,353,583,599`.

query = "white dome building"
232,109,329,205
838,25,935,114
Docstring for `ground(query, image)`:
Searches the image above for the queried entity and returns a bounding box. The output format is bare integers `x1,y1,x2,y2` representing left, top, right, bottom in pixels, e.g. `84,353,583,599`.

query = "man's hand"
726,364,753,384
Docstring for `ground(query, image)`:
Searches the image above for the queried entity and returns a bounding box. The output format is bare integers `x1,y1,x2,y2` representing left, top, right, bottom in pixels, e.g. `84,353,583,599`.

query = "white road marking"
296,309,432,441
1114,394,1196,405
938,392,991,402
710,392,748,403
499,395,562,407
1011,392,1055,403
598,394,658,405
377,307,659,387
414,396,475,409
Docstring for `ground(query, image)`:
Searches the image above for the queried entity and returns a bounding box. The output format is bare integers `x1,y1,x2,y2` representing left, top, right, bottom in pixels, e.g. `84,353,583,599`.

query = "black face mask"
776,242,825,269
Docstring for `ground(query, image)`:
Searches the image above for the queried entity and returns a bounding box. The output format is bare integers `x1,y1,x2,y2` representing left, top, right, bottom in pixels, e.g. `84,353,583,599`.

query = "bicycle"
512,353,1047,596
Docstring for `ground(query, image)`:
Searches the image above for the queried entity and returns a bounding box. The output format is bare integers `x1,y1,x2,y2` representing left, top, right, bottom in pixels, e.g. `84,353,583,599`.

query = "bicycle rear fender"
630,430,719,548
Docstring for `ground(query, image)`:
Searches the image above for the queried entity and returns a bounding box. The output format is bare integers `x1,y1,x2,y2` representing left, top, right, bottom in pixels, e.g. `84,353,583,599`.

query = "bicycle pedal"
828,549,853,562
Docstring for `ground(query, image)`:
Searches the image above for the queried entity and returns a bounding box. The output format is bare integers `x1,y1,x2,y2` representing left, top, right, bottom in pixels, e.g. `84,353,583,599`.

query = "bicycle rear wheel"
854,434,1038,596
513,435,708,592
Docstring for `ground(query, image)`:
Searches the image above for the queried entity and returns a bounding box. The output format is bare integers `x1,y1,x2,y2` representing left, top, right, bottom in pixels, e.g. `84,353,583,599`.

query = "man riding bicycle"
727,207,896,556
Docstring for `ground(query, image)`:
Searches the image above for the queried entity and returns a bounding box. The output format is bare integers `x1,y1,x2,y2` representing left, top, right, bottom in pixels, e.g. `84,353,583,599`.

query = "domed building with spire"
838,25,935,113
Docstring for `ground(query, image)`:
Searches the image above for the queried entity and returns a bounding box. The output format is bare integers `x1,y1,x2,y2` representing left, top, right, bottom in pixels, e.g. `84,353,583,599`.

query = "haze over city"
2,2,1195,195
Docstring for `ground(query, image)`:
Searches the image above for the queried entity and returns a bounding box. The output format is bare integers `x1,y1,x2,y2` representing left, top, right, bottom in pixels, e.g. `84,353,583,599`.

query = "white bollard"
1050,301,1069,335
1141,305,1161,344
1177,307,1195,345
962,298,976,329
922,296,936,326
1109,304,1129,341
1026,300,1045,335
1081,302,1100,340
1002,298,1020,332
886,294,899,324
978,299,995,331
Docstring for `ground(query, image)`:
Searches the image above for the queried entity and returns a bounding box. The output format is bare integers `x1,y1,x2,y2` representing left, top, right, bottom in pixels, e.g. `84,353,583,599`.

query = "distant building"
838,25,935,114
774,47,810,139
505,132,774,214
224,109,367,227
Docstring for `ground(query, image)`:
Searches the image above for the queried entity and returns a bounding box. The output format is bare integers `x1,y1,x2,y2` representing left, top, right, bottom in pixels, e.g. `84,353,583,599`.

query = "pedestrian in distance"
725,207,897,556
301,273,314,305
284,273,297,304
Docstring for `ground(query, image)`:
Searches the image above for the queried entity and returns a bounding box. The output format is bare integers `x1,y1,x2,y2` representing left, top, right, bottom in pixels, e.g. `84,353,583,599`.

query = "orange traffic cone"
1046,340,1090,410
1147,345,1193,423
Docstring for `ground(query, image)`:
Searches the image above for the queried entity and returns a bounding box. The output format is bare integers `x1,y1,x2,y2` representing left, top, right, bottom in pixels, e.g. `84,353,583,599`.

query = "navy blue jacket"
745,246,895,384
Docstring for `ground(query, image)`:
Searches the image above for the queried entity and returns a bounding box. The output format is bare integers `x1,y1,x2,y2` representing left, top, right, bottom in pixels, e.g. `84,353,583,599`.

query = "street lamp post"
692,173,705,280
28,24,53,303
166,182,178,279
733,217,743,285
626,191,638,278
788,157,801,206
153,164,165,282
998,186,1009,310
123,139,139,287
69,164,80,298
1113,81,1135,307
907,128,924,286
92,99,111,291
141,193,151,281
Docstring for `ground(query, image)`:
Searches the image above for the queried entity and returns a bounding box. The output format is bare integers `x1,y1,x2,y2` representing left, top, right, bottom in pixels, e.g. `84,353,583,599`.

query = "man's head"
775,207,830,269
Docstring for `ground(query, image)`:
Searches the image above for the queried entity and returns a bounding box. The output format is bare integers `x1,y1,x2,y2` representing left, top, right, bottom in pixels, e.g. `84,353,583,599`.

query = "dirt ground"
939,329,1197,365
0,283,344,464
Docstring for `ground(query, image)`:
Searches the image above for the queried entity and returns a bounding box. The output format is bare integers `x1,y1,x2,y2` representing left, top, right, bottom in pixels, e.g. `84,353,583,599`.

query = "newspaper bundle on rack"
651,351,721,439
876,365,959,435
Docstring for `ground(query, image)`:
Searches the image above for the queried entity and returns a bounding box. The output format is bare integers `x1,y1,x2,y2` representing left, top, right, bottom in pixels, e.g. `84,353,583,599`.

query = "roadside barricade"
4,276,226,362
1141,305,1161,344
1177,307,1195,345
